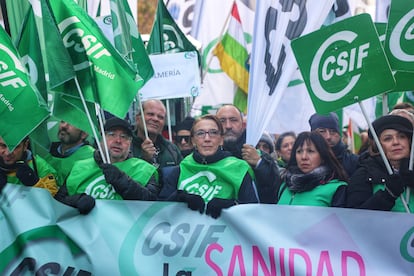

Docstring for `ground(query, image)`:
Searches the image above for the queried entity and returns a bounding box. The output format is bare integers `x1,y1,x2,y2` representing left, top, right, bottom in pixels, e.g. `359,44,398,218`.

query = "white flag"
246,0,334,145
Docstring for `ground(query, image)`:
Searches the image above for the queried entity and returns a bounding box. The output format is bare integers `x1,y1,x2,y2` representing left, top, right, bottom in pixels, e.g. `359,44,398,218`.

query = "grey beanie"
309,112,340,133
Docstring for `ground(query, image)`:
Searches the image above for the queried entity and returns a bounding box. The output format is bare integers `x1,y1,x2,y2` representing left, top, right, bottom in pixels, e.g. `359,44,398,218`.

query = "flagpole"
73,77,108,164
96,104,111,163
358,99,410,213
201,0,234,83
166,99,172,142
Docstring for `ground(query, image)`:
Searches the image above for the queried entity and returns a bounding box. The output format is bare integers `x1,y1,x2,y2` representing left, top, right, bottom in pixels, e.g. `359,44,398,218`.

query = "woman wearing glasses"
159,114,259,218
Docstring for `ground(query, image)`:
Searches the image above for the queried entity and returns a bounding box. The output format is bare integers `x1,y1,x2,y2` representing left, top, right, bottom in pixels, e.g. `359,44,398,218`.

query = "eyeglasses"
175,135,191,143
105,131,132,142
194,129,221,138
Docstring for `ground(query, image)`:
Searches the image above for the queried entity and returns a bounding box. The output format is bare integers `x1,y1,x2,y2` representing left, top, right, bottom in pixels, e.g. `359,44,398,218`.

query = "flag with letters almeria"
46,0,144,118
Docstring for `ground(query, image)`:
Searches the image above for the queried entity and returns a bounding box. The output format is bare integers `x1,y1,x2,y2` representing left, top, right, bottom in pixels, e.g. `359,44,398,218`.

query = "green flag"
110,0,154,84
0,26,49,150
147,0,198,55
292,14,395,114
4,0,30,41
47,0,144,118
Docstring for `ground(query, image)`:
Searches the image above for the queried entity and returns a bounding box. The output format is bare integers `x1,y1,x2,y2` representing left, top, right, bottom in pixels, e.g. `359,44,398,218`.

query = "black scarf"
285,165,334,193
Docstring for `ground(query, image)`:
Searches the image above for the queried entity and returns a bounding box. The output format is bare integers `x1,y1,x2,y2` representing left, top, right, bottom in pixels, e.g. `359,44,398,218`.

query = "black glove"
176,190,205,213
101,163,128,185
0,170,7,193
206,198,237,219
55,185,95,215
385,174,405,199
93,150,104,167
399,158,414,188
15,162,39,186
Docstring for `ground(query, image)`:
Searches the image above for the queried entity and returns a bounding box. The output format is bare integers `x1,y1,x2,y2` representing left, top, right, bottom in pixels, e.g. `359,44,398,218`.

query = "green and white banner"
292,14,395,114
2,185,414,275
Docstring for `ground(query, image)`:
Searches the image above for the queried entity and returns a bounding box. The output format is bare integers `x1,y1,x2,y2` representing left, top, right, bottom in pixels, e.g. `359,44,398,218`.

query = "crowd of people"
1,99,414,217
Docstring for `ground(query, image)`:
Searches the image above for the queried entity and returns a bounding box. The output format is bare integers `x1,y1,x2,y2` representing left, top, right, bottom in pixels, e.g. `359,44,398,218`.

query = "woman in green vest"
277,131,348,207
159,114,259,218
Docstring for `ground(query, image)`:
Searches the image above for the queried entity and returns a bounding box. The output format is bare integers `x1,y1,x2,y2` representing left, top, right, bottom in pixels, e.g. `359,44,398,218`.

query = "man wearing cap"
132,99,182,169
46,121,95,184
347,115,414,212
309,112,359,177
60,117,161,201
174,116,195,157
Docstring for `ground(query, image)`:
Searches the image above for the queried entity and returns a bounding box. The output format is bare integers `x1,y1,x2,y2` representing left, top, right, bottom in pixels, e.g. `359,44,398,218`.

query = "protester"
277,131,348,207
389,108,414,125
47,121,95,184
0,136,59,196
346,115,414,212
174,116,195,157
256,132,275,155
159,114,258,218
275,131,296,169
215,104,281,203
60,117,160,201
309,112,358,177
391,102,414,114
132,99,182,169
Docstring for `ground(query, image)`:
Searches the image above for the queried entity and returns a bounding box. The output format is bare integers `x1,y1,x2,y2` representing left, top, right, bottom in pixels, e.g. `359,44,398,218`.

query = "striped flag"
213,2,249,93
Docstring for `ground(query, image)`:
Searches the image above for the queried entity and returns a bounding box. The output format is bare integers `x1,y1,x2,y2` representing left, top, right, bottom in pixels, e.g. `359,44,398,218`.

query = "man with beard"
131,99,182,169
215,105,281,203
47,121,95,184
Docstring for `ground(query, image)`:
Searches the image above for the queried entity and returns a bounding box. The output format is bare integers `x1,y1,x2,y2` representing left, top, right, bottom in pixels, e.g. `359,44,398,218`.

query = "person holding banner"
159,114,258,219
215,104,280,204
346,115,414,212
0,136,59,196
132,99,182,169
277,131,348,207
61,117,160,201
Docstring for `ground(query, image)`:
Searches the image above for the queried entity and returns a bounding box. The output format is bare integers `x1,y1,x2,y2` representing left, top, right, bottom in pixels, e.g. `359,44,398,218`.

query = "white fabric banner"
165,0,196,35
190,0,237,114
139,51,200,100
2,185,414,275
246,0,335,146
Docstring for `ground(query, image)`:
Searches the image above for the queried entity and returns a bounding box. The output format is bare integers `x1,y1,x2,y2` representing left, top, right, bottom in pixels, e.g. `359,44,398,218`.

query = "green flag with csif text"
292,14,395,114
47,0,143,118
0,26,49,150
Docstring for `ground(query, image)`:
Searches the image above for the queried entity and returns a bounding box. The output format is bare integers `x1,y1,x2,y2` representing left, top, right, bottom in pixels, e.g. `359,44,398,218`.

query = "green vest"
66,157,157,200
178,154,253,202
278,179,347,207
373,185,414,212
45,145,95,186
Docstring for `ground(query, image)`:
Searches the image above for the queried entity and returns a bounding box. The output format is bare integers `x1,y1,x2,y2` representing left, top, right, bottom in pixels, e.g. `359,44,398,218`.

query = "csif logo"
57,16,111,71
0,44,28,89
310,31,369,102
389,8,414,62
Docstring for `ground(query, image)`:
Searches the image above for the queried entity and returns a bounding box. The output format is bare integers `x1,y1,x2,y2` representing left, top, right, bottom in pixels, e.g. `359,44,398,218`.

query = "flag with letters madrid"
46,0,143,118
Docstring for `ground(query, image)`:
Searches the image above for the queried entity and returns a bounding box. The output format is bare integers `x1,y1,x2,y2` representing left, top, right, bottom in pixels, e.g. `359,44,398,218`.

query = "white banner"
139,51,200,100
190,0,236,114
246,0,335,146
2,185,414,275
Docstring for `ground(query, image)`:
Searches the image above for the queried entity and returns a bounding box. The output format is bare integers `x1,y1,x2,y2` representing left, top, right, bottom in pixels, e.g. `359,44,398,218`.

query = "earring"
219,145,223,151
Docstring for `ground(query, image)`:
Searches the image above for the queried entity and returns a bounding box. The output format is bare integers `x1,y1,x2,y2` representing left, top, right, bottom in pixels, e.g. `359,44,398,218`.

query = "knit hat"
175,117,195,132
309,112,340,133
259,132,274,152
104,117,133,137
369,115,413,138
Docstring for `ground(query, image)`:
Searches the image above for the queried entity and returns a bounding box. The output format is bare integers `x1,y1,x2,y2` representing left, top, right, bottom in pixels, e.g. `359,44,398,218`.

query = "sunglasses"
175,135,191,143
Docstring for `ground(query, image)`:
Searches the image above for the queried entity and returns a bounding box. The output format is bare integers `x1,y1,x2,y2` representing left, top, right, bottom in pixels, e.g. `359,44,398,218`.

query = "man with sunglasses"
59,117,160,202
174,116,195,157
